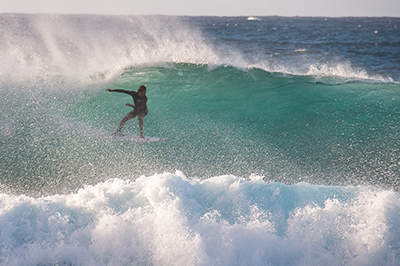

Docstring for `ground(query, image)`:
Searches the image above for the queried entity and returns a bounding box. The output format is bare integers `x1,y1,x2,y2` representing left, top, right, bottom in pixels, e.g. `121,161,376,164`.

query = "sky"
1,0,399,17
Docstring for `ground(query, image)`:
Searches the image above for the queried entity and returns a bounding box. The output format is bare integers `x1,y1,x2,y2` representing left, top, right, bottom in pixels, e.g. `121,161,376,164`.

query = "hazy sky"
1,0,399,17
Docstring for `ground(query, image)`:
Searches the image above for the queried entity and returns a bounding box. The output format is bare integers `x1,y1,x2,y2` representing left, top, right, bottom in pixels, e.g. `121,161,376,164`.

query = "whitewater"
1,14,400,265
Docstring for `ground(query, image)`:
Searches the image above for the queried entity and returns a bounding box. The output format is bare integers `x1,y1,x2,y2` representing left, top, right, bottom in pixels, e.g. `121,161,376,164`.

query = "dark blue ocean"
0,14,400,265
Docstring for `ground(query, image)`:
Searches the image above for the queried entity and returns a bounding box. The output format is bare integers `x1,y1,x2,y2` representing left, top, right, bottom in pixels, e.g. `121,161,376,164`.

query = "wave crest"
1,14,396,84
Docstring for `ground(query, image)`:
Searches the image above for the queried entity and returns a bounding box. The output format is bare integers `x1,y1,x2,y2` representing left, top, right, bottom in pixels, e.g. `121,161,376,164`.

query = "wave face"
2,63,400,195
1,14,400,265
1,173,400,266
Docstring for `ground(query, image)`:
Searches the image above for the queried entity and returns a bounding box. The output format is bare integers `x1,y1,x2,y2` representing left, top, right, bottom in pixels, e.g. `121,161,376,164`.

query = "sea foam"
1,172,399,266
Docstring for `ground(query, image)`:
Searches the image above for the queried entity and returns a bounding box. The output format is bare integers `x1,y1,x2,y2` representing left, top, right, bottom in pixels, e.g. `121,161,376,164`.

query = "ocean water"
0,14,400,265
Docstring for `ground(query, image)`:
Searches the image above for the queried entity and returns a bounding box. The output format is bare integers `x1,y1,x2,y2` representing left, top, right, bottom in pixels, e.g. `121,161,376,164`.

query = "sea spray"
0,14,220,82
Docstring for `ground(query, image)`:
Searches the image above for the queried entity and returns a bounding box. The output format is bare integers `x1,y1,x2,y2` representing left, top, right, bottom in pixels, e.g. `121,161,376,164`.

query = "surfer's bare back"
106,85,148,138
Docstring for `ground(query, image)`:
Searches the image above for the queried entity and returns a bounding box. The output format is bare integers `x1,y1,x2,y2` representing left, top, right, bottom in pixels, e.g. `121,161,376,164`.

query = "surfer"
106,85,148,138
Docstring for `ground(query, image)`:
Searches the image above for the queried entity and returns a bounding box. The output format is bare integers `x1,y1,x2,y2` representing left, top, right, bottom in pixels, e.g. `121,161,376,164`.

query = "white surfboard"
112,134,167,143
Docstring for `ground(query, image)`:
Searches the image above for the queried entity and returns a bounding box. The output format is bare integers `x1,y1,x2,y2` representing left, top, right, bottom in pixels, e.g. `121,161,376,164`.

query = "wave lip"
1,173,399,265
1,14,398,84
305,62,396,83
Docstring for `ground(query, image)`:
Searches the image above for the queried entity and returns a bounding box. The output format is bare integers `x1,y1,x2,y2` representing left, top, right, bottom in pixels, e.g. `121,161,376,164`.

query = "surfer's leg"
137,109,148,138
112,111,136,135
118,114,132,130
138,113,145,138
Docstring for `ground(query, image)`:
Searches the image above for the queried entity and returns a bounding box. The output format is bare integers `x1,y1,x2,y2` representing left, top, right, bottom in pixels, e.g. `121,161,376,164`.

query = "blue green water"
0,14,400,265
2,64,400,195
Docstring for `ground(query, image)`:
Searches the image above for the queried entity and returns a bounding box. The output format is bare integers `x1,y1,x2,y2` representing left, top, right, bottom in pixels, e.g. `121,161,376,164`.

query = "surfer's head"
138,85,146,96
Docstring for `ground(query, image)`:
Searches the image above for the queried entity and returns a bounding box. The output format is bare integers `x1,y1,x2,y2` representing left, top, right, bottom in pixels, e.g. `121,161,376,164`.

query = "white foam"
1,173,399,265
305,62,395,83
249,59,395,84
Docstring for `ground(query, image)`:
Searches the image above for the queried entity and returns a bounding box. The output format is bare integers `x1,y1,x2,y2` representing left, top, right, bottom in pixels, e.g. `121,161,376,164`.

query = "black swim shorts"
127,108,148,119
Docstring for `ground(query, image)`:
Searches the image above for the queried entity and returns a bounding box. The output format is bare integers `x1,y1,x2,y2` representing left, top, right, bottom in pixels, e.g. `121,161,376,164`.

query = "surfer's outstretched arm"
125,103,134,108
106,88,130,94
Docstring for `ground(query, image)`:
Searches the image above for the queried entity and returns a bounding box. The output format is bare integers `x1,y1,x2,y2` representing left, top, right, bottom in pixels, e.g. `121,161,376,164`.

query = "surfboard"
112,134,167,143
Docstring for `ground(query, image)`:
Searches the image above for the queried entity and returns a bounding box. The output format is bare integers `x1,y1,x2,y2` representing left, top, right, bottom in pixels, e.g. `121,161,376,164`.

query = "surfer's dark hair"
138,85,146,92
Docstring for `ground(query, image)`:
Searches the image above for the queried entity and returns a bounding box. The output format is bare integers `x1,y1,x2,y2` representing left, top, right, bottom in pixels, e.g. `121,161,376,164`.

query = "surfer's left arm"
125,103,134,108
106,88,130,94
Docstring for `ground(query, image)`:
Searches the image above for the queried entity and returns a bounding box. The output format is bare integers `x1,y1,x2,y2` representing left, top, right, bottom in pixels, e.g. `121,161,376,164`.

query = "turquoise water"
2,64,400,195
1,14,400,265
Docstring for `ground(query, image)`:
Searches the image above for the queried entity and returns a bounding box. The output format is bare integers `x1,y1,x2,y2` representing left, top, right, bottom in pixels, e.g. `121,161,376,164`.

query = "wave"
1,173,399,266
0,14,396,84
1,63,400,197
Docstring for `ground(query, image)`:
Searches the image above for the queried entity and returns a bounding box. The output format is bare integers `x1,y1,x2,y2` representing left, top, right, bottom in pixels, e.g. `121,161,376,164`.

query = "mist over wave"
0,14,218,82
1,14,397,83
